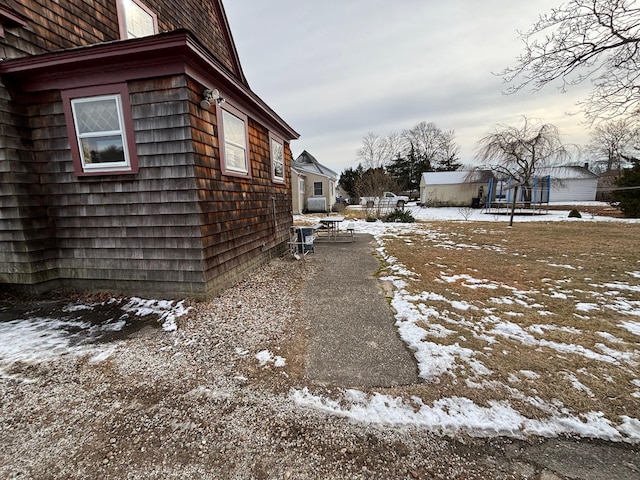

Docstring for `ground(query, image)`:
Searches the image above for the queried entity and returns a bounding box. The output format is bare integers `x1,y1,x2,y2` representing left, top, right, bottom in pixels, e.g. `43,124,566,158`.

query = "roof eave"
0,29,299,140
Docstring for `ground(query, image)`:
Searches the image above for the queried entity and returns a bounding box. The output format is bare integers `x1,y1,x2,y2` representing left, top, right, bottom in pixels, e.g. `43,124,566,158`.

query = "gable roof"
535,166,599,180
292,150,337,179
214,0,248,85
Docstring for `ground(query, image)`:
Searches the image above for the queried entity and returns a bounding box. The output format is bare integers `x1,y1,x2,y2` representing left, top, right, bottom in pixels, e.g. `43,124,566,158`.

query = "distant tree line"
339,121,462,201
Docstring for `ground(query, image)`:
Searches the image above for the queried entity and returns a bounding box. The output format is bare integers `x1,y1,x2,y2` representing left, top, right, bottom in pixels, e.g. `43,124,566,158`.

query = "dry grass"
381,221,640,423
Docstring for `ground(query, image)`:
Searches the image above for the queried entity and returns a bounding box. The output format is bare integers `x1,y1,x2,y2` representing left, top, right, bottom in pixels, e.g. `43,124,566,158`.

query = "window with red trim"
219,103,251,178
62,85,139,176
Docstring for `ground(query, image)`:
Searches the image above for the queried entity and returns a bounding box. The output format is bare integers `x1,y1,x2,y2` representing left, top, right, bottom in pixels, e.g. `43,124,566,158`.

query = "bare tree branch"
475,117,574,212
501,0,640,123
587,117,639,173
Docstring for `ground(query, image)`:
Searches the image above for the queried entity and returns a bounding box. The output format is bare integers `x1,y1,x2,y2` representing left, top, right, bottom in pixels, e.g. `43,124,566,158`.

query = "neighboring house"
535,166,598,203
291,151,337,213
420,170,492,207
419,166,597,208
0,0,299,300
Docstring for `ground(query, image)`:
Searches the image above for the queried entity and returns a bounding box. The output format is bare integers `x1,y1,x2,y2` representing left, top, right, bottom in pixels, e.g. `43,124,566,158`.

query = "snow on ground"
0,298,191,381
291,388,640,442
293,203,640,443
256,349,287,368
0,316,118,378
343,202,640,225
121,297,191,332
2,203,639,443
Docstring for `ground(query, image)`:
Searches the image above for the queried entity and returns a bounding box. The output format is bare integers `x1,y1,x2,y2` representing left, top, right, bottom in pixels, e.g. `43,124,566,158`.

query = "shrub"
383,209,416,223
568,209,582,218
332,202,346,213
365,216,377,222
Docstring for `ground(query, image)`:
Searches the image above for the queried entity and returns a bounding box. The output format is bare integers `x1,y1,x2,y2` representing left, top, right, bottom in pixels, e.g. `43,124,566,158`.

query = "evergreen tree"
614,160,640,218
338,165,363,201
386,153,412,192
386,146,435,194
412,147,432,189
434,154,462,171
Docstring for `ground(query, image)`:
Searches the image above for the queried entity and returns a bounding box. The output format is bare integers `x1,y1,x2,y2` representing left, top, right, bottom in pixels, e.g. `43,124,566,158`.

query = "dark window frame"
0,5,29,38
62,84,139,177
314,181,323,196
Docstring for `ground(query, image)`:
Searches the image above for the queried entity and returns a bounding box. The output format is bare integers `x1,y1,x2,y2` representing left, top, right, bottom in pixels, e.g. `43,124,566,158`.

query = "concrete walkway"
300,232,418,388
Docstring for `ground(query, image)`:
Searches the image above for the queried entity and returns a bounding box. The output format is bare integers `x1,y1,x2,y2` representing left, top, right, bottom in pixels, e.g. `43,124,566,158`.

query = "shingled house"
0,0,299,299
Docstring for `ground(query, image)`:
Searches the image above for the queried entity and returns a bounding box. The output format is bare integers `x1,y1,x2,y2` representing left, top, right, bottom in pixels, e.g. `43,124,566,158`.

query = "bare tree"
475,117,572,225
436,129,462,171
587,118,639,174
401,121,462,173
356,132,401,169
402,122,442,168
385,131,405,163
355,167,400,218
501,0,640,123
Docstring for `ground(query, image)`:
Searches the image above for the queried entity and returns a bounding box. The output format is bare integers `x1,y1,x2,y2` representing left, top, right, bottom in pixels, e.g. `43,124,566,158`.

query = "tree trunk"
509,185,518,227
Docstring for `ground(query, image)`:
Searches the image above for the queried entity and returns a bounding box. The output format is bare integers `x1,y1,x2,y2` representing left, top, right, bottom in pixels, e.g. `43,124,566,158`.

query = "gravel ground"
0,257,637,479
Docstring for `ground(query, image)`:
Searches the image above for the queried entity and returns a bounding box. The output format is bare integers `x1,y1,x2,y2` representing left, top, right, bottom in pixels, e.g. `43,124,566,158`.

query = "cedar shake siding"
0,2,298,299
1,0,243,82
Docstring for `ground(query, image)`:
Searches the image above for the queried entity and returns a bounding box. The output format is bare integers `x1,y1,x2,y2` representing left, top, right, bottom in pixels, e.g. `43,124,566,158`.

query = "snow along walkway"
300,232,418,388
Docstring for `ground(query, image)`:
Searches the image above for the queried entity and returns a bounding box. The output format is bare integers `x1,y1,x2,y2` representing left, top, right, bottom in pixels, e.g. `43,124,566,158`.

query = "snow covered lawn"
294,206,640,443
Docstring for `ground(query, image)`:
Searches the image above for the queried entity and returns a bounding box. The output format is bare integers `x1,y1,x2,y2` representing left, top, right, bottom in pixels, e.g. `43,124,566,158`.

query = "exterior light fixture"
200,88,224,110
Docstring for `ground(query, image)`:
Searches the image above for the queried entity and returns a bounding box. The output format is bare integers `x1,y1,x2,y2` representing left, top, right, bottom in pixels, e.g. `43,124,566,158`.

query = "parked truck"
359,192,409,208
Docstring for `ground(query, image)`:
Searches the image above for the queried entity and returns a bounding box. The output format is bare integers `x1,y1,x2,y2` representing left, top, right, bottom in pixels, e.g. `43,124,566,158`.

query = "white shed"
419,170,492,207
536,166,598,202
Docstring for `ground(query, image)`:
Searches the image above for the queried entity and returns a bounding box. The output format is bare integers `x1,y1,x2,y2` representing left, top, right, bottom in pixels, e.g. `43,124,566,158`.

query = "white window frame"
219,103,251,178
70,94,131,173
270,133,285,183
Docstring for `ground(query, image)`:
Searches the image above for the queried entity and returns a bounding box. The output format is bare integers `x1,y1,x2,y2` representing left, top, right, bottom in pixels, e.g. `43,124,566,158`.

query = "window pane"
222,110,246,146
224,142,247,172
273,161,284,178
75,99,120,134
123,0,155,39
272,140,284,179
80,135,125,164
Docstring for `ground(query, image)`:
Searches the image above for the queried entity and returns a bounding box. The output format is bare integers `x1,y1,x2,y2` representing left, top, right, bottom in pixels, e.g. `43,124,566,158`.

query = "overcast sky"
224,0,592,174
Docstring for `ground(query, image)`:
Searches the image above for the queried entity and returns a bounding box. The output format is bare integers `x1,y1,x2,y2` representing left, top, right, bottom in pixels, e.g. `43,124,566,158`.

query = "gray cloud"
225,0,593,173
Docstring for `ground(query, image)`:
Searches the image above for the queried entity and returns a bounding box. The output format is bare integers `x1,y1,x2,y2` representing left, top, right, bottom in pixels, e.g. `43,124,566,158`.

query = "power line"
596,185,640,192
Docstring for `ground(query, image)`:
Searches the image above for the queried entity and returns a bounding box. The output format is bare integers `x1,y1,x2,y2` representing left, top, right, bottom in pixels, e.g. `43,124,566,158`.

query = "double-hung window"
314,182,323,196
270,134,285,183
220,104,251,178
